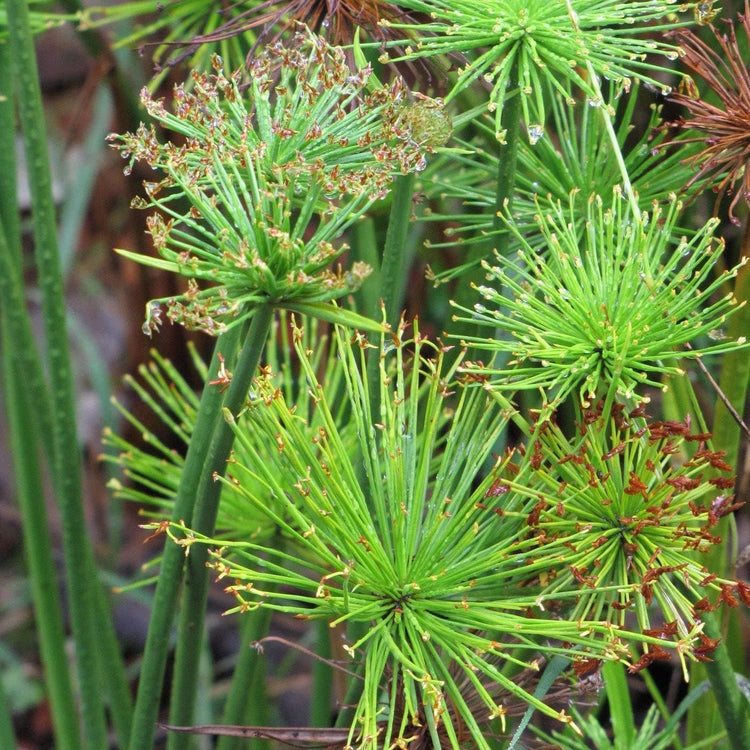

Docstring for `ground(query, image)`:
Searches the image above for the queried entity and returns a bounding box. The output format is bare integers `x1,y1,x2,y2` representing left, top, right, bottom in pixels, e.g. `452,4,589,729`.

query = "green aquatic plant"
455,191,747,410
109,31,434,336
382,0,690,137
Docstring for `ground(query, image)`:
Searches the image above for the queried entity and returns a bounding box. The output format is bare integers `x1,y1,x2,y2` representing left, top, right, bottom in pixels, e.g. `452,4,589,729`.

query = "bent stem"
166,303,275,748
128,322,245,750
563,0,641,220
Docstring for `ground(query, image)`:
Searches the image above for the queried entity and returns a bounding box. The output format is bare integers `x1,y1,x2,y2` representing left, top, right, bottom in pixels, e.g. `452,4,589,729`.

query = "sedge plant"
3,0,750,748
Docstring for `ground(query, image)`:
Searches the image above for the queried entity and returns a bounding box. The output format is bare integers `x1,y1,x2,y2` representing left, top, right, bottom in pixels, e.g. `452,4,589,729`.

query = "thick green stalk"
364,174,416,420
92,569,134,746
449,61,522,364
707,224,750,580
310,620,333,728
7,2,113,744
696,614,750,750
166,304,274,748
0,232,83,750
127,320,243,750
0,46,82,750
491,83,522,234
0,680,13,750
351,216,381,322
216,607,274,750
602,661,636,748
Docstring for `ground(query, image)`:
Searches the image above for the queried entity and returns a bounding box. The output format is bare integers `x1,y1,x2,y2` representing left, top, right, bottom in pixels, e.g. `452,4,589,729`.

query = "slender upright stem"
0,231,82,750
215,607,274,750
166,304,274,748
380,173,417,330
687,219,750,745
365,173,417,415
563,0,640,219
128,323,244,750
0,675,14,750
697,614,750,750
450,58,522,366
7,2,116,744
310,620,334,728
492,78,522,234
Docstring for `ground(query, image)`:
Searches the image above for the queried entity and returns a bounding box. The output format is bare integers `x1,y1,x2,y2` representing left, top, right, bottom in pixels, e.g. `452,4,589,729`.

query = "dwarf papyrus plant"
109,31,440,750
382,0,689,140
150,319,705,748
109,30,432,337
455,191,748,413
495,402,749,673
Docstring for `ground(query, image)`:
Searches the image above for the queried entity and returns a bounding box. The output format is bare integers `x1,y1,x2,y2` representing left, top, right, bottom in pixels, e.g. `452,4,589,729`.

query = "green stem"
0,232,82,750
166,304,274,748
380,173,417,330
92,570,134,747
351,216,381,322
688,220,750,744
698,613,750,750
602,661,636,748
449,60,522,364
707,220,750,580
0,46,82,750
128,323,245,750
7,3,116,744
216,607,275,750
365,174,416,414
0,674,14,750
311,620,333,728
562,0,640,218
492,79,522,234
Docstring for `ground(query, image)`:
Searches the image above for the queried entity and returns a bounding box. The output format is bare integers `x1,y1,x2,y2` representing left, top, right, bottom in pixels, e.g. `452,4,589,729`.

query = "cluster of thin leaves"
455,191,747,410
103,0,750,747
109,32,434,335
147,319,738,748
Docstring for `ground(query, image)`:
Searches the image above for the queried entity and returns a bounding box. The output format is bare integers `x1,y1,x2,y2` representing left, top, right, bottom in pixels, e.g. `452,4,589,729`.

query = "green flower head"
499,403,748,669
456,191,748,408
383,0,690,137
109,31,435,336
156,320,700,747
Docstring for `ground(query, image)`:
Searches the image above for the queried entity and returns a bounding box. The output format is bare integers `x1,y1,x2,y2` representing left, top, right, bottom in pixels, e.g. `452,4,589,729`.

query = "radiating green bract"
382,0,691,137
108,31,437,336
455,191,748,411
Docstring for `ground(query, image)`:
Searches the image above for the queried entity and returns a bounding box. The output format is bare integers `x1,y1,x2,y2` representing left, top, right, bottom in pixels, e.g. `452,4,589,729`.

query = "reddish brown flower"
664,1,750,224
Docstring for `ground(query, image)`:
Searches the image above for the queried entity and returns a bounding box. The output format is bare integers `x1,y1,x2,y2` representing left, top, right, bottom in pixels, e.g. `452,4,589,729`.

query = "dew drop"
527,124,544,145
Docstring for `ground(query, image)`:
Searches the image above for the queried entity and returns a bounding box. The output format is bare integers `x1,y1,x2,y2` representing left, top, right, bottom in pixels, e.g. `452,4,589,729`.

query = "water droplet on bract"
587,97,602,108
531,181,540,192
708,328,726,341
527,125,544,145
